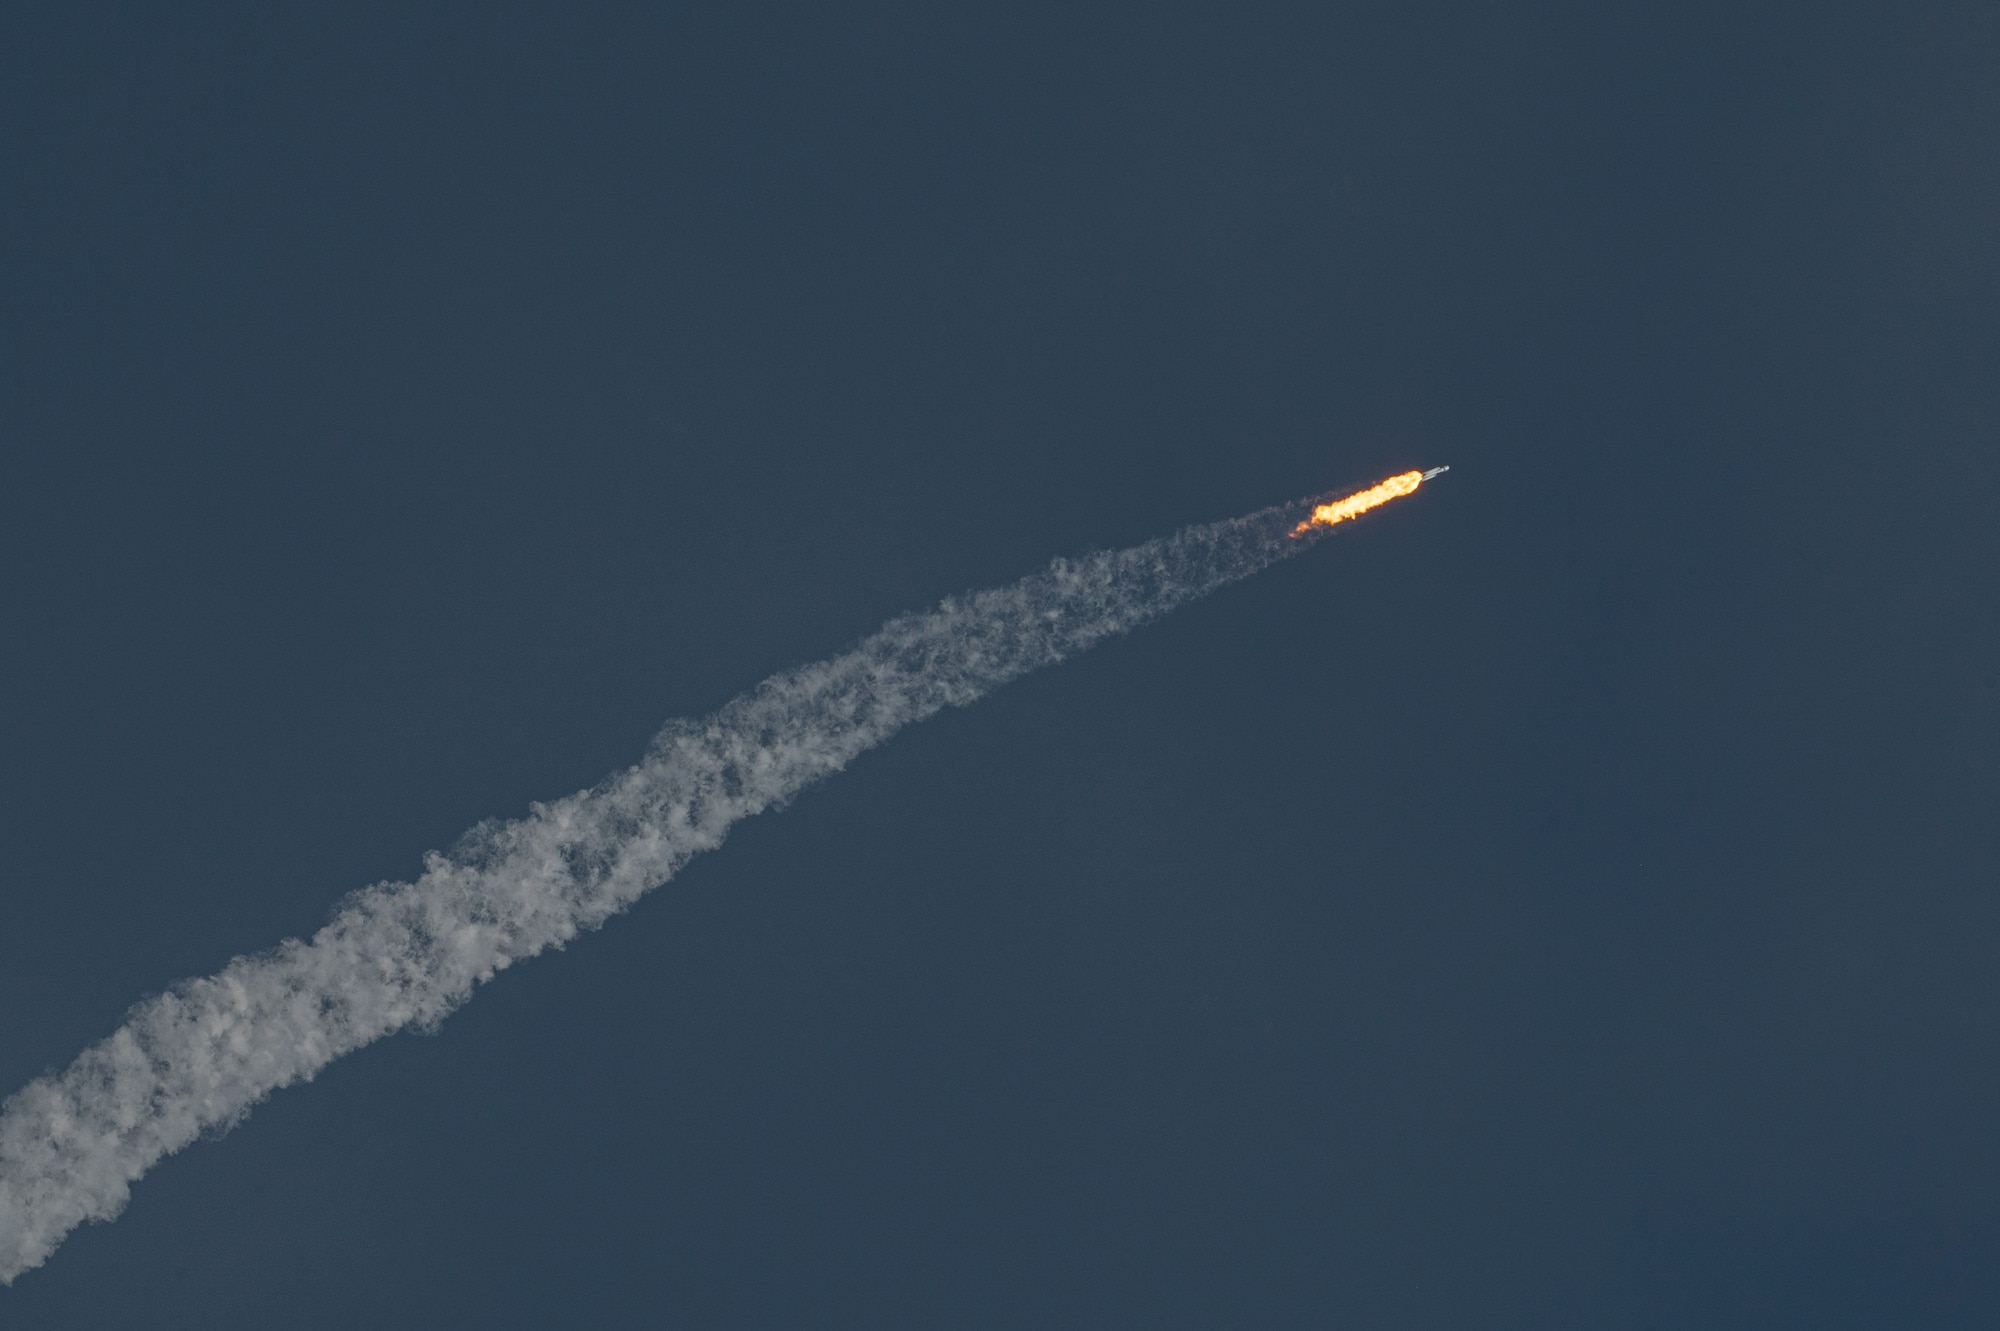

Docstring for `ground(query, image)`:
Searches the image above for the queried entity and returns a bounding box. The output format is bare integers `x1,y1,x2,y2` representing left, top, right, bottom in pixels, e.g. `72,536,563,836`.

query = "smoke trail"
0,488,1383,1282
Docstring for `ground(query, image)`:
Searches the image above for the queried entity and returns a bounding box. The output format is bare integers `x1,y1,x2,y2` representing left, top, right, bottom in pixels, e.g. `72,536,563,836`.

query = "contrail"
0,470,1443,1283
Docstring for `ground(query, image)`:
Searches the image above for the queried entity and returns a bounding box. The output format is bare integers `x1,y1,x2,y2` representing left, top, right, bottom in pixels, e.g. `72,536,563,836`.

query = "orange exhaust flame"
1289,470,1428,537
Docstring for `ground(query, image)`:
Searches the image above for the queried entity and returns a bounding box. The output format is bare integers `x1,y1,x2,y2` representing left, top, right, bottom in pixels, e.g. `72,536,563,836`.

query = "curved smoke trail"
0,487,1404,1282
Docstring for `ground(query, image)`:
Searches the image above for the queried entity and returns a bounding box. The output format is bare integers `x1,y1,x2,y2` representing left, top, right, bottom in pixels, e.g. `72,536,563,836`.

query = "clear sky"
2,3,1996,1326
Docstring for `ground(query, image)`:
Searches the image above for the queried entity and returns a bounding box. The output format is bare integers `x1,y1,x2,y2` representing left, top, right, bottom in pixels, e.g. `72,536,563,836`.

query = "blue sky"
2,4,1996,1325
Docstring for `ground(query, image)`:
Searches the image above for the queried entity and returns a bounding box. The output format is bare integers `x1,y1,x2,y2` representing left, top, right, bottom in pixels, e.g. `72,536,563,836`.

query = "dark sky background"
2,3,1996,1326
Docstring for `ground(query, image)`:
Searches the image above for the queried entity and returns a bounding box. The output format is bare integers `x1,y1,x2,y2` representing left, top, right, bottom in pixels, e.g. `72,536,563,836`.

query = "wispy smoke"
0,495,1332,1283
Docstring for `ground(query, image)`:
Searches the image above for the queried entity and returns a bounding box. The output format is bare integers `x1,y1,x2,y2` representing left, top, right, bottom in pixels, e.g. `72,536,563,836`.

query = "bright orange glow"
1289,470,1427,537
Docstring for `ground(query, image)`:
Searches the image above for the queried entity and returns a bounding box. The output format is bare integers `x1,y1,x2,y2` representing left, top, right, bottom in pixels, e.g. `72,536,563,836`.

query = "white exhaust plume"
0,487,1400,1283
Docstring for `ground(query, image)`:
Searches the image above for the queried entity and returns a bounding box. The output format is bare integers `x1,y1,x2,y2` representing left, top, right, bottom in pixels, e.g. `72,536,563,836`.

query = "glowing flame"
1290,470,1428,537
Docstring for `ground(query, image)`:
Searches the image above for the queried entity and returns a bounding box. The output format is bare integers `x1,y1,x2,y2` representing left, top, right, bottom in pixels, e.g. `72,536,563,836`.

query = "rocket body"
1288,466,1448,537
